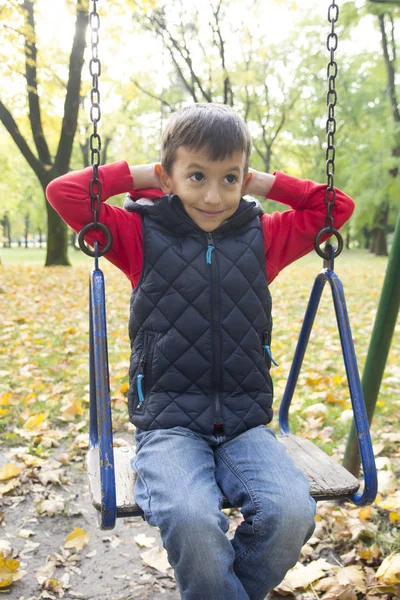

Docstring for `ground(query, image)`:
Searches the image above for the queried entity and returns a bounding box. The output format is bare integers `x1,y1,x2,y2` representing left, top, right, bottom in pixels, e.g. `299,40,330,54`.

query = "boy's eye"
189,172,204,182
224,174,238,184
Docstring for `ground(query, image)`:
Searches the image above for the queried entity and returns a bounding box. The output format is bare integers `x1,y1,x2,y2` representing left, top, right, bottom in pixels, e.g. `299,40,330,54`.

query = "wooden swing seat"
86,433,360,518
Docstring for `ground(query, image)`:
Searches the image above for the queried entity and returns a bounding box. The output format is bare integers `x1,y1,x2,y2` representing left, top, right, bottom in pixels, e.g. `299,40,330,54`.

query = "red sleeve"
262,172,355,284
46,161,153,287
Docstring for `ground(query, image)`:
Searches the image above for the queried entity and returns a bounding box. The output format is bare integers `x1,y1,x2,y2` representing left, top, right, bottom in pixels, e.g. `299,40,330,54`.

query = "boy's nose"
204,186,222,205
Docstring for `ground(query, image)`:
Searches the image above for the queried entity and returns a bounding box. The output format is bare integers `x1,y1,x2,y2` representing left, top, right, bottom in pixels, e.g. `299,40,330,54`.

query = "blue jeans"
132,425,316,600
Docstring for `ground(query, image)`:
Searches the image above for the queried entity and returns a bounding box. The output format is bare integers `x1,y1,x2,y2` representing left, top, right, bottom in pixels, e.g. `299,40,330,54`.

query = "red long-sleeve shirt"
46,161,355,287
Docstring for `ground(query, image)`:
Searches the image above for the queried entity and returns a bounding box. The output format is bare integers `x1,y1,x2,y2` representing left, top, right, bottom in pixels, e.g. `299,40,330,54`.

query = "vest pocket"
133,332,157,412
261,329,278,370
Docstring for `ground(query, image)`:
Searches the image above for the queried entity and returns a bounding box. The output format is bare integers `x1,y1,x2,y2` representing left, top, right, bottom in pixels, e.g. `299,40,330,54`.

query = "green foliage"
1,0,400,246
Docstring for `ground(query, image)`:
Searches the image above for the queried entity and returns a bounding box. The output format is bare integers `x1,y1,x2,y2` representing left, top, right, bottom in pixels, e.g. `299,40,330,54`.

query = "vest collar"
124,193,263,235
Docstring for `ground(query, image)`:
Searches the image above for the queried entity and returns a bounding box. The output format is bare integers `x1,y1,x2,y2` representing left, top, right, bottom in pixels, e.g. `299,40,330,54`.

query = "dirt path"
2,442,181,600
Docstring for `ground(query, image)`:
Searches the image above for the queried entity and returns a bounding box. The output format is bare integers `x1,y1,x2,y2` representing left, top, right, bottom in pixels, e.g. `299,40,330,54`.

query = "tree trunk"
45,198,71,266
372,227,388,256
371,201,389,256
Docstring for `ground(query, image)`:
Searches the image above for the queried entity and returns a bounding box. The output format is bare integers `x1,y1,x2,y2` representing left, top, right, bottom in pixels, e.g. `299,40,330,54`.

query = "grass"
0,246,93,266
0,247,397,454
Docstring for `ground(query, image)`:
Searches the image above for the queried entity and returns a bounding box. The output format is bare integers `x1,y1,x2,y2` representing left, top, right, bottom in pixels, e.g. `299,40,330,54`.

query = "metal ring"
314,227,343,259
78,222,112,257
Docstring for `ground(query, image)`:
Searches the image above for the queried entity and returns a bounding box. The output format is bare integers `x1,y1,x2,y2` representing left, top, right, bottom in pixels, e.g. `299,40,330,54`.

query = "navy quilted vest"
124,193,274,438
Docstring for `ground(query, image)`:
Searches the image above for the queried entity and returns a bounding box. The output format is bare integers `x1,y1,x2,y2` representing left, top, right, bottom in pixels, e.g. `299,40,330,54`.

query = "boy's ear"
242,172,252,195
155,164,173,194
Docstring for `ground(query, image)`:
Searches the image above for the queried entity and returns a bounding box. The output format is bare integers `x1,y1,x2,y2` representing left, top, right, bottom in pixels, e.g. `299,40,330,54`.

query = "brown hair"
160,103,252,175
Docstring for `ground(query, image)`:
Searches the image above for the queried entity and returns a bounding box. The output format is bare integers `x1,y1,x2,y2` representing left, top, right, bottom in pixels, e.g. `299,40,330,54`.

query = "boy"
47,103,354,599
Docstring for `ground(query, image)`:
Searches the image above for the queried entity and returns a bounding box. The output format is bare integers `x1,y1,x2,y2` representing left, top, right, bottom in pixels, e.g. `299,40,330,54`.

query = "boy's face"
158,147,251,232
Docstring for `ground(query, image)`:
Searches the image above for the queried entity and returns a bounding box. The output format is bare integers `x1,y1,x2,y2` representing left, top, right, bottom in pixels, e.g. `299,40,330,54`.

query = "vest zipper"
206,233,223,427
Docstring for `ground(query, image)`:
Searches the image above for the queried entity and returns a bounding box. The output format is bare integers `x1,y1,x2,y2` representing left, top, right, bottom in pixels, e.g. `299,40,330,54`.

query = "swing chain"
89,0,101,223
314,0,343,261
78,0,112,257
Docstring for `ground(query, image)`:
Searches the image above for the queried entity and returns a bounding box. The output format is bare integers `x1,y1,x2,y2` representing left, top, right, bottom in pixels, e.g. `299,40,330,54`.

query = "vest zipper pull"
263,345,279,367
136,352,146,409
206,233,215,264
136,373,145,406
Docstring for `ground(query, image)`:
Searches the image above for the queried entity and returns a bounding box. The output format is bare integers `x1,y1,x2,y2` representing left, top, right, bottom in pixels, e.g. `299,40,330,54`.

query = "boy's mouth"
196,208,224,217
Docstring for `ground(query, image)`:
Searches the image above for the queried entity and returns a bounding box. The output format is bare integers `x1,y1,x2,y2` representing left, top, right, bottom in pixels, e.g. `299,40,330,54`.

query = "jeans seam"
216,447,262,565
132,459,154,523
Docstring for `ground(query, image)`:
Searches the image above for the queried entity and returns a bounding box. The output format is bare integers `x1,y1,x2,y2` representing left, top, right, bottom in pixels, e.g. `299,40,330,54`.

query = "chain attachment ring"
314,227,343,260
78,222,112,257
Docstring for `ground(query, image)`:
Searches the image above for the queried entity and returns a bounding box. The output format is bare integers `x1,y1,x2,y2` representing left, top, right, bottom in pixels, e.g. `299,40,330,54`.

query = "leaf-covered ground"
0,250,399,599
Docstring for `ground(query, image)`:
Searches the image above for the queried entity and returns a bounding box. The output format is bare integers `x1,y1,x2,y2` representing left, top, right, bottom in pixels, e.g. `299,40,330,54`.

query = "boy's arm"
247,170,355,284
46,161,161,286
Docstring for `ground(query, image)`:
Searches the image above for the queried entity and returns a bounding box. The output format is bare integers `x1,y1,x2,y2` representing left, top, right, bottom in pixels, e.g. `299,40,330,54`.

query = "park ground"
0,248,399,599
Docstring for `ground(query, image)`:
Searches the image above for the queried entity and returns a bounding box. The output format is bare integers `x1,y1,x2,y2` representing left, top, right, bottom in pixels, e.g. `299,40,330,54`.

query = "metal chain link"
89,1,102,227
79,0,112,258
325,1,338,221
314,0,343,261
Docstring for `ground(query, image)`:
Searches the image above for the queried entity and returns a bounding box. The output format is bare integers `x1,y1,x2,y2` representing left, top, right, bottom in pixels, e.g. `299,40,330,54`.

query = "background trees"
0,0,399,263
0,0,88,265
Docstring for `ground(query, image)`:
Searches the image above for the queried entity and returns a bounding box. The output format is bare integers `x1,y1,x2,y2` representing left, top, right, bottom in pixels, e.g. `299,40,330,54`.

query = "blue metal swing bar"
88,246,117,529
278,255,378,506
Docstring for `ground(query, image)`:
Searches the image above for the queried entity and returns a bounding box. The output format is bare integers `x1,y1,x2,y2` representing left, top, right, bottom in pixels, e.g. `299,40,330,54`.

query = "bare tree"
0,0,88,265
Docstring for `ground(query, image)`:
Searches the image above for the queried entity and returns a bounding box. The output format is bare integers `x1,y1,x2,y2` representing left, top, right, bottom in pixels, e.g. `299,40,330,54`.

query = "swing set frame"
79,0,378,530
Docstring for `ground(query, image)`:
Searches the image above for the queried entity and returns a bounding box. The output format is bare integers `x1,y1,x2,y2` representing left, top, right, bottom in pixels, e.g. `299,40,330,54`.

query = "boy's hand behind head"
131,164,162,191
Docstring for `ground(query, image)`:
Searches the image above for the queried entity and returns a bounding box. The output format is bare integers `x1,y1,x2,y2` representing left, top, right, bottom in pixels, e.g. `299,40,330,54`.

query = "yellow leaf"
0,393,12,406
119,382,129,394
64,527,89,551
0,463,23,482
23,413,46,430
0,552,20,589
60,398,83,420
23,393,36,405
389,511,400,523
326,393,345,405
358,506,373,521
376,553,400,584
359,548,372,561
377,491,400,511
0,408,9,417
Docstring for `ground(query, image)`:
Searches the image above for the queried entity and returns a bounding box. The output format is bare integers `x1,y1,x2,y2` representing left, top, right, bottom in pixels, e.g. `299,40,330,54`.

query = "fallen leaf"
0,552,23,589
134,533,156,548
36,495,65,516
0,463,23,481
18,529,36,539
64,527,89,551
35,559,57,585
279,558,333,590
23,413,47,431
0,479,19,494
141,547,171,574
376,552,400,584
336,564,366,592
